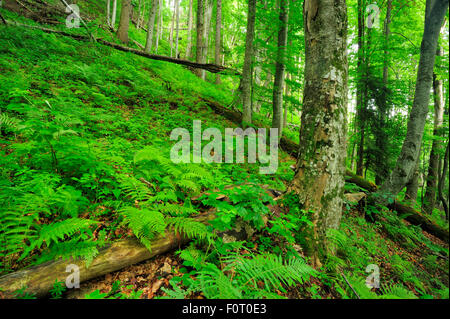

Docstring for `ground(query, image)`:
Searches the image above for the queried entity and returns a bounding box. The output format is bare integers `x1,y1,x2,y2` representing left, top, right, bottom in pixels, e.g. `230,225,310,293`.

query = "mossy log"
0,213,215,298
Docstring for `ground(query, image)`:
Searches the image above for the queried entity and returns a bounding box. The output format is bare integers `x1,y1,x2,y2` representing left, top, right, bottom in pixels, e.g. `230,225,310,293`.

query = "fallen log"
202,98,449,242
0,213,215,298
5,21,240,75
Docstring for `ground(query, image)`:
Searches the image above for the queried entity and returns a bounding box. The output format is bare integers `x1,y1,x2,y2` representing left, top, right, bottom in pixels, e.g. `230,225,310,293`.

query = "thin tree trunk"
117,0,132,44
145,0,158,53
169,0,175,57
271,0,289,138
377,0,449,203
155,0,162,53
185,0,194,59
111,0,118,29
374,0,391,185
287,0,348,267
202,0,213,79
174,0,180,58
424,45,445,213
438,142,449,220
195,0,205,78
106,0,111,27
355,0,365,176
215,0,222,84
136,0,142,29
241,0,257,125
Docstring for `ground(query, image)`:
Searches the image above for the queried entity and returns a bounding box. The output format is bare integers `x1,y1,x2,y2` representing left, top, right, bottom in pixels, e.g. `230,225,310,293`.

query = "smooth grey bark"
215,0,222,84
438,142,449,220
145,0,158,53
185,0,194,59
405,154,420,203
136,0,142,29
155,0,162,53
374,0,391,185
117,0,132,44
288,0,348,267
377,0,449,203
202,0,213,79
241,0,257,125
111,0,117,28
174,0,180,58
195,0,206,78
271,0,289,138
169,0,175,57
107,0,111,27
424,45,445,213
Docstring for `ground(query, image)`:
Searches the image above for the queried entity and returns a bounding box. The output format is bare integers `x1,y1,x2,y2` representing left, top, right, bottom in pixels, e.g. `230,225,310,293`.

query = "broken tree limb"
0,212,215,298
6,21,239,75
202,98,449,242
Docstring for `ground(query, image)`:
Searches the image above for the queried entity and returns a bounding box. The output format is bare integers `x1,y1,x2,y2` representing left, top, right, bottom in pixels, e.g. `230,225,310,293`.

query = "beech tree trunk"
355,0,365,176
117,0,132,44
215,0,222,84
174,0,180,58
111,0,117,29
106,0,111,27
423,45,445,213
195,0,206,78
438,142,449,220
241,0,257,125
271,0,289,138
288,0,348,268
377,0,449,204
145,0,158,53
405,154,420,203
185,0,194,59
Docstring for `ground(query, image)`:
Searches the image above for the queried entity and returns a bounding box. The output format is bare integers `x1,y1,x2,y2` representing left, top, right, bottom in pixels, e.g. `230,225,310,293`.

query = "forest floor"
0,7,448,299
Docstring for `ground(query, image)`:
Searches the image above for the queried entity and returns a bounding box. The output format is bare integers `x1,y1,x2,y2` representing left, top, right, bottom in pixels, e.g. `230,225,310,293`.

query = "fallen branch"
7,21,239,75
202,98,449,242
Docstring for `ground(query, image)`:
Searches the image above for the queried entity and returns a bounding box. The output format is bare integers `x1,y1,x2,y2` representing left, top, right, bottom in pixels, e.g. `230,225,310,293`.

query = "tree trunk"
423,46,445,213
202,0,213,79
145,0,158,53
241,0,257,125
195,0,206,78
271,0,289,139
377,0,449,204
106,0,111,27
117,0,132,44
155,0,162,53
169,1,175,57
111,0,117,29
174,0,180,58
405,153,420,204
136,0,142,29
438,142,449,220
214,0,222,84
355,0,365,176
185,0,194,60
287,0,348,268
374,0,391,185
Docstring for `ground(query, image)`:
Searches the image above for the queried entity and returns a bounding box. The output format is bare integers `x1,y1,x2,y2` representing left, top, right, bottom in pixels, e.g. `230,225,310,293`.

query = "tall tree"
288,0,348,267
271,0,289,138
355,0,365,176
377,0,449,203
215,0,222,84
374,0,392,185
106,0,111,28
195,0,206,78
174,0,180,58
111,0,118,29
145,0,159,53
117,0,132,44
241,0,257,125
185,0,194,59
424,32,446,213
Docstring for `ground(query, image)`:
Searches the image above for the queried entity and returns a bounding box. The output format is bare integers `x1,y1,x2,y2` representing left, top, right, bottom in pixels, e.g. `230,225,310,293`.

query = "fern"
227,253,316,292
167,217,214,244
120,206,166,250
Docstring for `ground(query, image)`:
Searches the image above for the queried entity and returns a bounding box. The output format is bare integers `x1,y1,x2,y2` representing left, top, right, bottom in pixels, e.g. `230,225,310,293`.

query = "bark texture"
144,0,158,53
185,0,194,59
241,0,257,125
195,0,206,78
215,0,222,84
377,0,449,203
117,0,132,43
288,0,348,267
271,0,289,138
423,45,445,213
